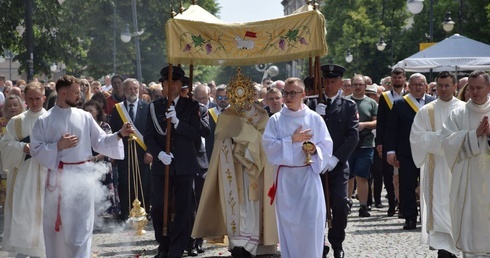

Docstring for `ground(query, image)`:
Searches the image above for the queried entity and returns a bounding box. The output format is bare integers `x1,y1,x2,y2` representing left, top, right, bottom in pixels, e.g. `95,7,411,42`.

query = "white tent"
394,34,490,72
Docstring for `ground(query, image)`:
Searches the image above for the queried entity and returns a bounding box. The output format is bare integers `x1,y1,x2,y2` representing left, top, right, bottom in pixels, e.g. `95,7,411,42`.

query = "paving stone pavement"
0,197,464,258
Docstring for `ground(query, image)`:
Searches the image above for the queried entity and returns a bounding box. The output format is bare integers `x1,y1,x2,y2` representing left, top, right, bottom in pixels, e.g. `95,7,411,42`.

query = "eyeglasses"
282,90,303,98
217,95,228,101
411,83,426,88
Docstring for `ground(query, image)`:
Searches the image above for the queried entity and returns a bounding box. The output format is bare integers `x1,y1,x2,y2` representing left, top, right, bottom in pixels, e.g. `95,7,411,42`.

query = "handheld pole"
163,64,174,236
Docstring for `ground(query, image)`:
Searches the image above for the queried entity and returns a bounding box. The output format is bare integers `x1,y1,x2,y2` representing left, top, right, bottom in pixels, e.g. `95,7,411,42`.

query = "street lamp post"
121,0,144,83
345,50,353,63
407,0,456,41
376,35,387,51
111,1,117,74
0,51,14,80
406,0,433,40
442,11,455,35
25,0,34,82
254,63,279,82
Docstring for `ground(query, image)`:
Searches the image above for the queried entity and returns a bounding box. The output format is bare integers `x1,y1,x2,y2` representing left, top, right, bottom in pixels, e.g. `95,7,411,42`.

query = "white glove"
166,106,179,126
158,151,174,165
315,103,327,116
324,156,339,172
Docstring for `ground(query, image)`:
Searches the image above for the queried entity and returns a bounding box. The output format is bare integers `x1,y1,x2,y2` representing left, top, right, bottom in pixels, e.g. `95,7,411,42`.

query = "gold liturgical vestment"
192,104,278,253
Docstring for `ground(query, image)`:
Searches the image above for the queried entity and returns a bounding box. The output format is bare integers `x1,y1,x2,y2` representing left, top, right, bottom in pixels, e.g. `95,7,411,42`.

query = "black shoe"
403,220,416,230
437,249,457,258
347,199,353,214
387,206,396,217
366,205,372,211
185,247,198,257
322,245,330,258
194,244,204,254
375,203,383,208
359,205,371,217
231,246,252,258
398,211,405,219
154,250,168,258
333,246,344,258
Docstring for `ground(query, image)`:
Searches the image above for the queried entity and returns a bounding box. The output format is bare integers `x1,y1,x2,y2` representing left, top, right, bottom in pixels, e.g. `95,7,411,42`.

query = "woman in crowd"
1,95,25,136
456,83,470,102
81,78,92,100
0,94,25,208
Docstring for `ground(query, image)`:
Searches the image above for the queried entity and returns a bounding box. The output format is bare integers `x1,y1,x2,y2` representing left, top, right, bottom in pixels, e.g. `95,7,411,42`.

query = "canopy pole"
189,64,194,98
309,58,313,77
163,64,174,236
315,56,323,102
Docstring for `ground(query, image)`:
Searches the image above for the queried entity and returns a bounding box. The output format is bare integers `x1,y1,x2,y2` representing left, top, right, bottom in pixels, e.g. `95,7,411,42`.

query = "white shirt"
127,99,139,119
101,84,112,92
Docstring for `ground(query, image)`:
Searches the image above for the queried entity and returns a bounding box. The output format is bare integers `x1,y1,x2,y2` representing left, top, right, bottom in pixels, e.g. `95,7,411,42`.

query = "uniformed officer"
145,66,202,258
314,64,359,258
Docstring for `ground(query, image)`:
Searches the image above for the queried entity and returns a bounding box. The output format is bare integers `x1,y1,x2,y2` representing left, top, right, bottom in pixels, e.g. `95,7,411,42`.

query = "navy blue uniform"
145,97,201,257
310,94,359,249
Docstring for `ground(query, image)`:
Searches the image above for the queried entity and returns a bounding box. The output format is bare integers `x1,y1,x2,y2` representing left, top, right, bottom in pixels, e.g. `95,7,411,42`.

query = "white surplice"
0,109,47,257
30,105,124,258
441,99,490,256
262,104,333,258
410,98,463,255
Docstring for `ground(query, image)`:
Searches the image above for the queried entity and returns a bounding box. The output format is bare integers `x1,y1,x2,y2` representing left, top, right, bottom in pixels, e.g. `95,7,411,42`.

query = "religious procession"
1,0,490,258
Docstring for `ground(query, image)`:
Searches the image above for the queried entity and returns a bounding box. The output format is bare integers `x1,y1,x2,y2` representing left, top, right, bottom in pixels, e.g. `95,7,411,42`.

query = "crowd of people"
0,64,488,258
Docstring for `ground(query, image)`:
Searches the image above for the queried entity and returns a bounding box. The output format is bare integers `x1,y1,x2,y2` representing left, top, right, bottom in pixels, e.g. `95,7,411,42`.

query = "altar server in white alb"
441,70,490,257
0,82,47,257
410,71,463,258
262,77,333,258
30,75,134,258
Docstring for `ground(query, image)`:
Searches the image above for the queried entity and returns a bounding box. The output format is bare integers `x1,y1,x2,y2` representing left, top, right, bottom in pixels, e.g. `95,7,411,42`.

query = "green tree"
0,0,219,82
397,0,490,79
321,0,409,83
68,0,219,82
0,0,86,77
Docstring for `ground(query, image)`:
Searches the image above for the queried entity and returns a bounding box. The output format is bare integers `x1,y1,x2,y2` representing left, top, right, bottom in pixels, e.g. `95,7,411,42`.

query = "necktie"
416,98,421,103
326,98,332,109
129,103,135,121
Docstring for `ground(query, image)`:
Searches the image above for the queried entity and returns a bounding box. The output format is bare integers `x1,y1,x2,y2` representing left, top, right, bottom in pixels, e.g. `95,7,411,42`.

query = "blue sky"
216,0,284,22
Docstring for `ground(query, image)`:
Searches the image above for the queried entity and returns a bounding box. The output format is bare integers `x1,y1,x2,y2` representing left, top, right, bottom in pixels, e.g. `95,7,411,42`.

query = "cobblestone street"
0,196,464,258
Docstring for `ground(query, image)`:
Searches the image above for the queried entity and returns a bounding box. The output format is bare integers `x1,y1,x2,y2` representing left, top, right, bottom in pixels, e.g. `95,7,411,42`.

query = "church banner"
165,7,328,66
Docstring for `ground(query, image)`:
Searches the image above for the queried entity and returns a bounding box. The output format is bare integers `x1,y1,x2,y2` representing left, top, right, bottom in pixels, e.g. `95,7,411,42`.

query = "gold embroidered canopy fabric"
165,5,328,66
